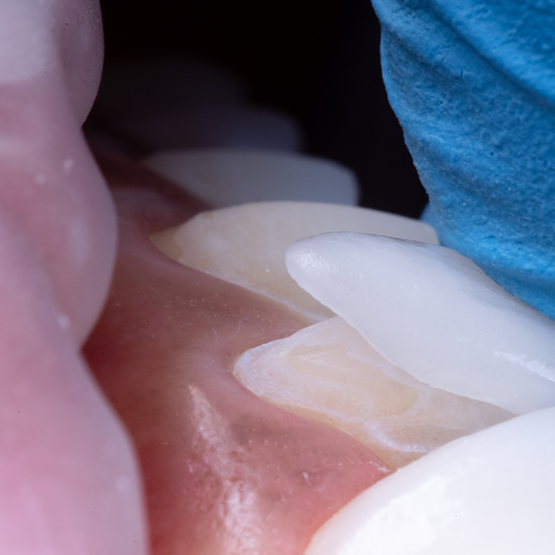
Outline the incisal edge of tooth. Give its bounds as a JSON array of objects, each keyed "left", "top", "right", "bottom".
[
  {"left": 285, "top": 233, "right": 555, "bottom": 414},
  {"left": 144, "top": 149, "right": 359, "bottom": 207},
  {"left": 233, "top": 316, "right": 513, "bottom": 469},
  {"left": 150, "top": 202, "right": 438, "bottom": 321},
  {"left": 304, "top": 407, "right": 555, "bottom": 555}
]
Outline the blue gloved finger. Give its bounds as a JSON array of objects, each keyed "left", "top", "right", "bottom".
[{"left": 373, "top": 0, "right": 555, "bottom": 319}]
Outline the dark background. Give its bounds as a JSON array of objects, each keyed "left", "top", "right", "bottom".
[{"left": 95, "top": 0, "right": 428, "bottom": 217}]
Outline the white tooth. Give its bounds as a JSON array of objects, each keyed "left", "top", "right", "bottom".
[
  {"left": 144, "top": 149, "right": 359, "bottom": 207},
  {"left": 233, "top": 316, "right": 513, "bottom": 469},
  {"left": 285, "top": 233, "right": 555, "bottom": 414},
  {"left": 150, "top": 202, "right": 437, "bottom": 321},
  {"left": 95, "top": 58, "right": 303, "bottom": 152},
  {"left": 305, "top": 407, "right": 555, "bottom": 555}
]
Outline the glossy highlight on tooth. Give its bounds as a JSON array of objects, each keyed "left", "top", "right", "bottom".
[
  {"left": 286, "top": 233, "right": 555, "bottom": 414},
  {"left": 305, "top": 408, "right": 555, "bottom": 555}
]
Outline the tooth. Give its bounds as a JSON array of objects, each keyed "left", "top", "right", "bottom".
[
  {"left": 305, "top": 407, "right": 555, "bottom": 555},
  {"left": 234, "top": 315, "right": 513, "bottom": 469},
  {"left": 151, "top": 201, "right": 437, "bottom": 321},
  {"left": 144, "top": 149, "right": 360, "bottom": 207},
  {"left": 286, "top": 233, "right": 555, "bottom": 414}
]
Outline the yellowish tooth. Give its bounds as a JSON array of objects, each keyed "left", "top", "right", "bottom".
[
  {"left": 151, "top": 202, "right": 437, "bottom": 321},
  {"left": 233, "top": 317, "right": 513, "bottom": 469}
]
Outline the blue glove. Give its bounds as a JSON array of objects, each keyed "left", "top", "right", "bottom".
[{"left": 372, "top": 0, "right": 555, "bottom": 319}]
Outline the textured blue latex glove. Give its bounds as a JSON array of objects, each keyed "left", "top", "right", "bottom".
[{"left": 372, "top": 0, "right": 555, "bottom": 319}]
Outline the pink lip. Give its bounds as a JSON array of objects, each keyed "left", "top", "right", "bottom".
[{"left": 0, "top": 2, "right": 147, "bottom": 553}]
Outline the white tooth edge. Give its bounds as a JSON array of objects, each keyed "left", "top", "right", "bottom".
[
  {"left": 150, "top": 202, "right": 438, "bottom": 323},
  {"left": 304, "top": 407, "right": 555, "bottom": 555},
  {"left": 144, "top": 149, "right": 359, "bottom": 207},
  {"left": 285, "top": 233, "right": 555, "bottom": 415}
]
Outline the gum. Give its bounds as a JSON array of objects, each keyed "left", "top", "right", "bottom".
[{"left": 84, "top": 174, "right": 390, "bottom": 555}]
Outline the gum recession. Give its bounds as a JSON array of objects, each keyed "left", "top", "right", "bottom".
[{"left": 84, "top": 151, "right": 391, "bottom": 555}]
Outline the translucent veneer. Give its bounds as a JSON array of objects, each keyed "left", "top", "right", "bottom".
[
  {"left": 287, "top": 233, "right": 555, "bottom": 414},
  {"left": 234, "top": 316, "right": 513, "bottom": 469}
]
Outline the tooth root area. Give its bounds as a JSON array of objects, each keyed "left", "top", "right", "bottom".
[
  {"left": 233, "top": 317, "right": 513, "bottom": 469},
  {"left": 150, "top": 201, "right": 437, "bottom": 322},
  {"left": 305, "top": 407, "right": 555, "bottom": 555},
  {"left": 285, "top": 233, "right": 555, "bottom": 414}
]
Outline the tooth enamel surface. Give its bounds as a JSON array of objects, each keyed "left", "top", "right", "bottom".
[
  {"left": 286, "top": 233, "right": 555, "bottom": 414},
  {"left": 233, "top": 316, "right": 513, "bottom": 469},
  {"left": 144, "top": 149, "right": 359, "bottom": 207},
  {"left": 305, "top": 407, "right": 555, "bottom": 555},
  {"left": 150, "top": 202, "right": 438, "bottom": 321}
]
